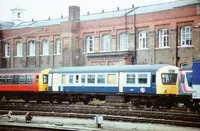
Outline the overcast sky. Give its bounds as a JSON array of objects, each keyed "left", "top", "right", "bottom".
[{"left": 0, "top": 0, "right": 177, "bottom": 21}]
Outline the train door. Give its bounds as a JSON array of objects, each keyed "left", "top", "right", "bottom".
[
  {"left": 119, "top": 72, "right": 124, "bottom": 93},
  {"left": 52, "top": 73, "right": 59, "bottom": 92}
]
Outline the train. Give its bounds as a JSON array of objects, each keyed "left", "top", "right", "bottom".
[{"left": 0, "top": 63, "right": 199, "bottom": 109}]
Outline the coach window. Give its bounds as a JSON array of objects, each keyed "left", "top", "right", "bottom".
[
  {"left": 97, "top": 74, "right": 105, "bottom": 84},
  {"left": 180, "top": 74, "right": 185, "bottom": 83},
  {"left": 27, "top": 75, "right": 34, "bottom": 84},
  {"left": 75, "top": 75, "right": 79, "bottom": 83},
  {"left": 0, "top": 76, "right": 5, "bottom": 84},
  {"left": 81, "top": 75, "right": 85, "bottom": 84},
  {"left": 43, "top": 75, "right": 48, "bottom": 84},
  {"left": 69, "top": 75, "right": 73, "bottom": 84},
  {"left": 19, "top": 75, "right": 26, "bottom": 84},
  {"left": 6, "top": 75, "right": 13, "bottom": 84},
  {"left": 152, "top": 75, "right": 156, "bottom": 83},
  {"left": 138, "top": 74, "right": 148, "bottom": 84},
  {"left": 87, "top": 74, "right": 95, "bottom": 84},
  {"left": 13, "top": 75, "right": 19, "bottom": 84},
  {"left": 107, "top": 74, "right": 116, "bottom": 84},
  {"left": 126, "top": 74, "right": 135, "bottom": 84}
]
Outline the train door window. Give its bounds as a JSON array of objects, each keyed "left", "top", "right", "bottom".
[
  {"left": 97, "top": 74, "right": 105, "bottom": 84},
  {"left": 107, "top": 74, "right": 116, "bottom": 84},
  {"left": 36, "top": 75, "right": 39, "bottom": 82},
  {"left": 189, "top": 73, "right": 192, "bottom": 87},
  {"left": 6, "top": 75, "right": 13, "bottom": 84},
  {"left": 75, "top": 75, "right": 79, "bottom": 84},
  {"left": 0, "top": 75, "right": 5, "bottom": 84},
  {"left": 19, "top": 75, "right": 26, "bottom": 84},
  {"left": 43, "top": 74, "right": 48, "bottom": 84},
  {"left": 69, "top": 75, "right": 73, "bottom": 84},
  {"left": 13, "top": 75, "right": 19, "bottom": 84},
  {"left": 138, "top": 74, "right": 148, "bottom": 84},
  {"left": 81, "top": 75, "right": 85, "bottom": 84},
  {"left": 126, "top": 74, "right": 135, "bottom": 84},
  {"left": 87, "top": 74, "right": 95, "bottom": 84},
  {"left": 152, "top": 75, "right": 156, "bottom": 83},
  {"left": 62, "top": 75, "right": 66, "bottom": 84},
  {"left": 26, "top": 75, "right": 34, "bottom": 84},
  {"left": 180, "top": 74, "right": 185, "bottom": 83}
]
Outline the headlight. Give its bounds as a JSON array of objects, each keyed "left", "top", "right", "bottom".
[{"left": 192, "top": 91, "right": 197, "bottom": 97}]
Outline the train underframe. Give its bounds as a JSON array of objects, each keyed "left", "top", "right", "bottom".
[{"left": 0, "top": 91, "right": 195, "bottom": 109}]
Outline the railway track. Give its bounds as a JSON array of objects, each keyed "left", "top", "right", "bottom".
[{"left": 0, "top": 101, "right": 200, "bottom": 128}]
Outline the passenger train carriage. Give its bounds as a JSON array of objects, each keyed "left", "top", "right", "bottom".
[
  {"left": 48, "top": 64, "right": 179, "bottom": 107},
  {"left": 0, "top": 68, "right": 51, "bottom": 102}
]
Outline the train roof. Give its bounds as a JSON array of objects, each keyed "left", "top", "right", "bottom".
[
  {"left": 0, "top": 68, "right": 48, "bottom": 73},
  {"left": 50, "top": 64, "right": 176, "bottom": 73},
  {"left": 193, "top": 57, "right": 200, "bottom": 62},
  {"left": 179, "top": 64, "right": 192, "bottom": 71}
]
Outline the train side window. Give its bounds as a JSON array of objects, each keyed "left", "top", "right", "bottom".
[
  {"left": 26, "top": 75, "right": 34, "bottom": 84},
  {"left": 107, "top": 74, "right": 116, "bottom": 84},
  {"left": 62, "top": 75, "right": 66, "bottom": 84},
  {"left": 189, "top": 73, "right": 192, "bottom": 87},
  {"left": 181, "top": 74, "right": 185, "bottom": 83},
  {"left": 152, "top": 75, "right": 156, "bottom": 83},
  {"left": 13, "top": 75, "right": 19, "bottom": 84},
  {"left": 0, "top": 75, "right": 5, "bottom": 84},
  {"left": 138, "top": 74, "right": 148, "bottom": 84},
  {"left": 69, "top": 75, "right": 73, "bottom": 84},
  {"left": 97, "top": 74, "right": 105, "bottom": 84},
  {"left": 75, "top": 75, "right": 79, "bottom": 83},
  {"left": 36, "top": 75, "right": 39, "bottom": 82},
  {"left": 43, "top": 75, "right": 48, "bottom": 84},
  {"left": 6, "top": 75, "right": 13, "bottom": 84},
  {"left": 81, "top": 75, "right": 85, "bottom": 84},
  {"left": 87, "top": 74, "right": 95, "bottom": 84},
  {"left": 19, "top": 75, "right": 27, "bottom": 84},
  {"left": 126, "top": 74, "right": 135, "bottom": 84}
]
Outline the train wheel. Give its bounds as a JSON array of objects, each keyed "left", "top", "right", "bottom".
[
  {"left": 57, "top": 100, "right": 62, "bottom": 104},
  {"left": 37, "top": 100, "right": 42, "bottom": 103},
  {"left": 49, "top": 100, "right": 54, "bottom": 104}
]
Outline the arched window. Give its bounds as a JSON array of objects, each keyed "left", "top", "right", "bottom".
[
  {"left": 16, "top": 42, "right": 23, "bottom": 57},
  {"left": 119, "top": 33, "right": 128, "bottom": 50},
  {"left": 85, "top": 36, "right": 94, "bottom": 52},
  {"left": 4, "top": 43, "right": 10, "bottom": 57},
  {"left": 28, "top": 41, "right": 35, "bottom": 56},
  {"left": 54, "top": 39, "right": 61, "bottom": 55},
  {"left": 181, "top": 26, "right": 192, "bottom": 46},
  {"left": 102, "top": 34, "right": 111, "bottom": 51},
  {"left": 41, "top": 40, "right": 49, "bottom": 55},
  {"left": 159, "top": 29, "right": 169, "bottom": 48},
  {"left": 139, "top": 31, "right": 148, "bottom": 49}
]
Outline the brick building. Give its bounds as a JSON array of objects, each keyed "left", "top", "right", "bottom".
[{"left": 0, "top": 0, "right": 200, "bottom": 68}]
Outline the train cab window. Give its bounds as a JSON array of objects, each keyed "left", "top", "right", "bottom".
[
  {"left": 81, "top": 75, "right": 85, "bottom": 84},
  {"left": 19, "top": 75, "right": 27, "bottom": 84},
  {"left": 161, "top": 73, "right": 177, "bottom": 85},
  {"left": 0, "top": 75, "right": 5, "bottom": 84},
  {"left": 87, "top": 74, "right": 95, "bottom": 84},
  {"left": 97, "top": 74, "right": 105, "bottom": 84},
  {"left": 107, "top": 74, "right": 116, "bottom": 84},
  {"left": 138, "top": 74, "right": 148, "bottom": 84},
  {"left": 43, "top": 75, "right": 48, "bottom": 84},
  {"left": 6, "top": 75, "right": 13, "bottom": 84},
  {"left": 13, "top": 75, "right": 19, "bottom": 84},
  {"left": 75, "top": 75, "right": 79, "bottom": 83},
  {"left": 69, "top": 75, "right": 73, "bottom": 84},
  {"left": 126, "top": 74, "right": 135, "bottom": 84},
  {"left": 26, "top": 75, "right": 34, "bottom": 84},
  {"left": 180, "top": 74, "right": 185, "bottom": 83}
]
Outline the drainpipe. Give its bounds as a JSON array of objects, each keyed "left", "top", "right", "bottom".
[{"left": 176, "top": 25, "right": 179, "bottom": 66}]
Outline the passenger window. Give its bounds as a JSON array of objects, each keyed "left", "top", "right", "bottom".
[
  {"left": 138, "top": 74, "right": 148, "bottom": 84},
  {"left": 152, "top": 75, "right": 156, "bottom": 83},
  {"left": 43, "top": 75, "right": 48, "bottom": 84},
  {"left": 81, "top": 75, "right": 85, "bottom": 84},
  {"left": 0, "top": 75, "right": 5, "bottom": 84},
  {"left": 69, "top": 75, "right": 73, "bottom": 84},
  {"left": 26, "top": 75, "right": 34, "bottom": 84},
  {"left": 107, "top": 74, "right": 116, "bottom": 84},
  {"left": 87, "top": 74, "right": 95, "bottom": 84},
  {"left": 6, "top": 75, "right": 13, "bottom": 84},
  {"left": 180, "top": 74, "right": 185, "bottom": 83},
  {"left": 126, "top": 74, "right": 135, "bottom": 84},
  {"left": 75, "top": 75, "right": 79, "bottom": 83},
  {"left": 97, "top": 74, "right": 105, "bottom": 84},
  {"left": 19, "top": 75, "right": 26, "bottom": 84},
  {"left": 36, "top": 75, "right": 39, "bottom": 83},
  {"left": 13, "top": 75, "right": 19, "bottom": 84}
]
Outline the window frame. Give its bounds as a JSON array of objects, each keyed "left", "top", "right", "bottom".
[
  {"left": 101, "top": 34, "right": 111, "bottom": 52},
  {"left": 54, "top": 39, "right": 61, "bottom": 55},
  {"left": 16, "top": 42, "right": 23, "bottom": 57},
  {"left": 138, "top": 31, "right": 148, "bottom": 49},
  {"left": 159, "top": 29, "right": 169, "bottom": 48},
  {"left": 181, "top": 26, "right": 192, "bottom": 46},
  {"left": 4, "top": 43, "right": 10, "bottom": 57},
  {"left": 28, "top": 41, "right": 36, "bottom": 56},
  {"left": 86, "top": 36, "right": 94, "bottom": 53},
  {"left": 42, "top": 40, "right": 49, "bottom": 55},
  {"left": 119, "top": 33, "right": 129, "bottom": 50}
]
